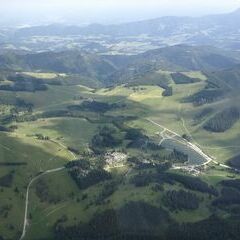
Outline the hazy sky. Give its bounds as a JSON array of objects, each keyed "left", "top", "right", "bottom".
[{"left": 1, "top": 0, "right": 240, "bottom": 25}]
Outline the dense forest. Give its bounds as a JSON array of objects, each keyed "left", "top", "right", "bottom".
[
  {"left": 68, "top": 100, "right": 125, "bottom": 113},
  {"left": 54, "top": 201, "right": 171, "bottom": 240},
  {"left": 204, "top": 107, "right": 240, "bottom": 132},
  {"left": 130, "top": 171, "right": 218, "bottom": 197},
  {"left": 171, "top": 73, "right": 200, "bottom": 84},
  {"left": 228, "top": 155, "right": 240, "bottom": 170},
  {"left": 0, "top": 74, "right": 47, "bottom": 92},
  {"left": 54, "top": 202, "right": 240, "bottom": 240},
  {"left": 0, "top": 171, "right": 14, "bottom": 188},
  {"left": 185, "top": 89, "right": 224, "bottom": 106},
  {"left": 66, "top": 160, "right": 112, "bottom": 189},
  {"left": 163, "top": 190, "right": 200, "bottom": 210}
]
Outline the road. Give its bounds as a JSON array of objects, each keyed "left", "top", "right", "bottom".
[
  {"left": 50, "top": 139, "right": 77, "bottom": 160},
  {"left": 180, "top": 117, "right": 240, "bottom": 151},
  {"left": 19, "top": 136, "right": 80, "bottom": 240},
  {"left": 19, "top": 167, "right": 65, "bottom": 240},
  {"left": 180, "top": 117, "right": 200, "bottom": 148},
  {"left": 148, "top": 118, "right": 240, "bottom": 173},
  {"left": 147, "top": 118, "right": 240, "bottom": 173},
  {"left": 18, "top": 117, "right": 239, "bottom": 240},
  {"left": 147, "top": 119, "right": 213, "bottom": 166}
]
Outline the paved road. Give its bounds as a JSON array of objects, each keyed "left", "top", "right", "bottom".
[
  {"left": 19, "top": 136, "right": 80, "bottom": 240},
  {"left": 50, "top": 140, "right": 77, "bottom": 160},
  {"left": 19, "top": 137, "right": 80, "bottom": 240},
  {"left": 180, "top": 118, "right": 240, "bottom": 151},
  {"left": 19, "top": 118, "right": 239, "bottom": 240},
  {"left": 147, "top": 119, "right": 213, "bottom": 165},
  {"left": 147, "top": 118, "right": 240, "bottom": 173},
  {"left": 19, "top": 167, "right": 65, "bottom": 240}
]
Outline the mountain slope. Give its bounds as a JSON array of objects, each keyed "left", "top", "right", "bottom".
[
  {"left": 0, "top": 45, "right": 239, "bottom": 85},
  {"left": 0, "top": 51, "right": 118, "bottom": 82},
  {"left": 105, "top": 45, "right": 240, "bottom": 85}
]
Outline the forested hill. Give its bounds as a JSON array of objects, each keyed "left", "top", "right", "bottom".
[
  {"left": 0, "top": 45, "right": 239, "bottom": 87},
  {"left": 206, "top": 65, "right": 240, "bottom": 90}
]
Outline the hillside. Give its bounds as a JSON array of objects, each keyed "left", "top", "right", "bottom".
[
  {"left": 1, "top": 37, "right": 240, "bottom": 240},
  {"left": 107, "top": 45, "right": 239, "bottom": 85},
  {"left": 0, "top": 45, "right": 239, "bottom": 87},
  {"left": 206, "top": 65, "right": 240, "bottom": 90},
  {"left": 1, "top": 67, "right": 240, "bottom": 239}
]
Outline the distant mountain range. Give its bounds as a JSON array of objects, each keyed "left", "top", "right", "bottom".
[{"left": 12, "top": 9, "right": 240, "bottom": 50}]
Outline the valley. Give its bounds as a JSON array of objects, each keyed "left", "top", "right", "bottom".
[
  {"left": 1, "top": 8, "right": 240, "bottom": 240},
  {"left": 1, "top": 61, "right": 240, "bottom": 239}
]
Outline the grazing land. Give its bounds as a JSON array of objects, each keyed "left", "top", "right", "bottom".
[{"left": 1, "top": 32, "right": 240, "bottom": 240}]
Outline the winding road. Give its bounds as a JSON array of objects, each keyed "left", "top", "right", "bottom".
[
  {"left": 147, "top": 119, "right": 213, "bottom": 165},
  {"left": 18, "top": 118, "right": 239, "bottom": 240},
  {"left": 19, "top": 167, "right": 65, "bottom": 240},
  {"left": 147, "top": 118, "right": 239, "bottom": 172},
  {"left": 50, "top": 139, "right": 77, "bottom": 160},
  {"left": 19, "top": 136, "right": 79, "bottom": 240}
]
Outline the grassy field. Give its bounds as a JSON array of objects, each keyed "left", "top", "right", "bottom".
[
  {"left": 95, "top": 81, "right": 240, "bottom": 164},
  {"left": 15, "top": 117, "right": 100, "bottom": 152},
  {"left": 1, "top": 70, "right": 240, "bottom": 239},
  {"left": 21, "top": 72, "right": 67, "bottom": 79},
  {"left": 0, "top": 132, "right": 71, "bottom": 239},
  {"left": 181, "top": 71, "right": 207, "bottom": 80}
]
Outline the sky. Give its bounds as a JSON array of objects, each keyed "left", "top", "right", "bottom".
[{"left": 0, "top": 0, "right": 240, "bottom": 25}]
